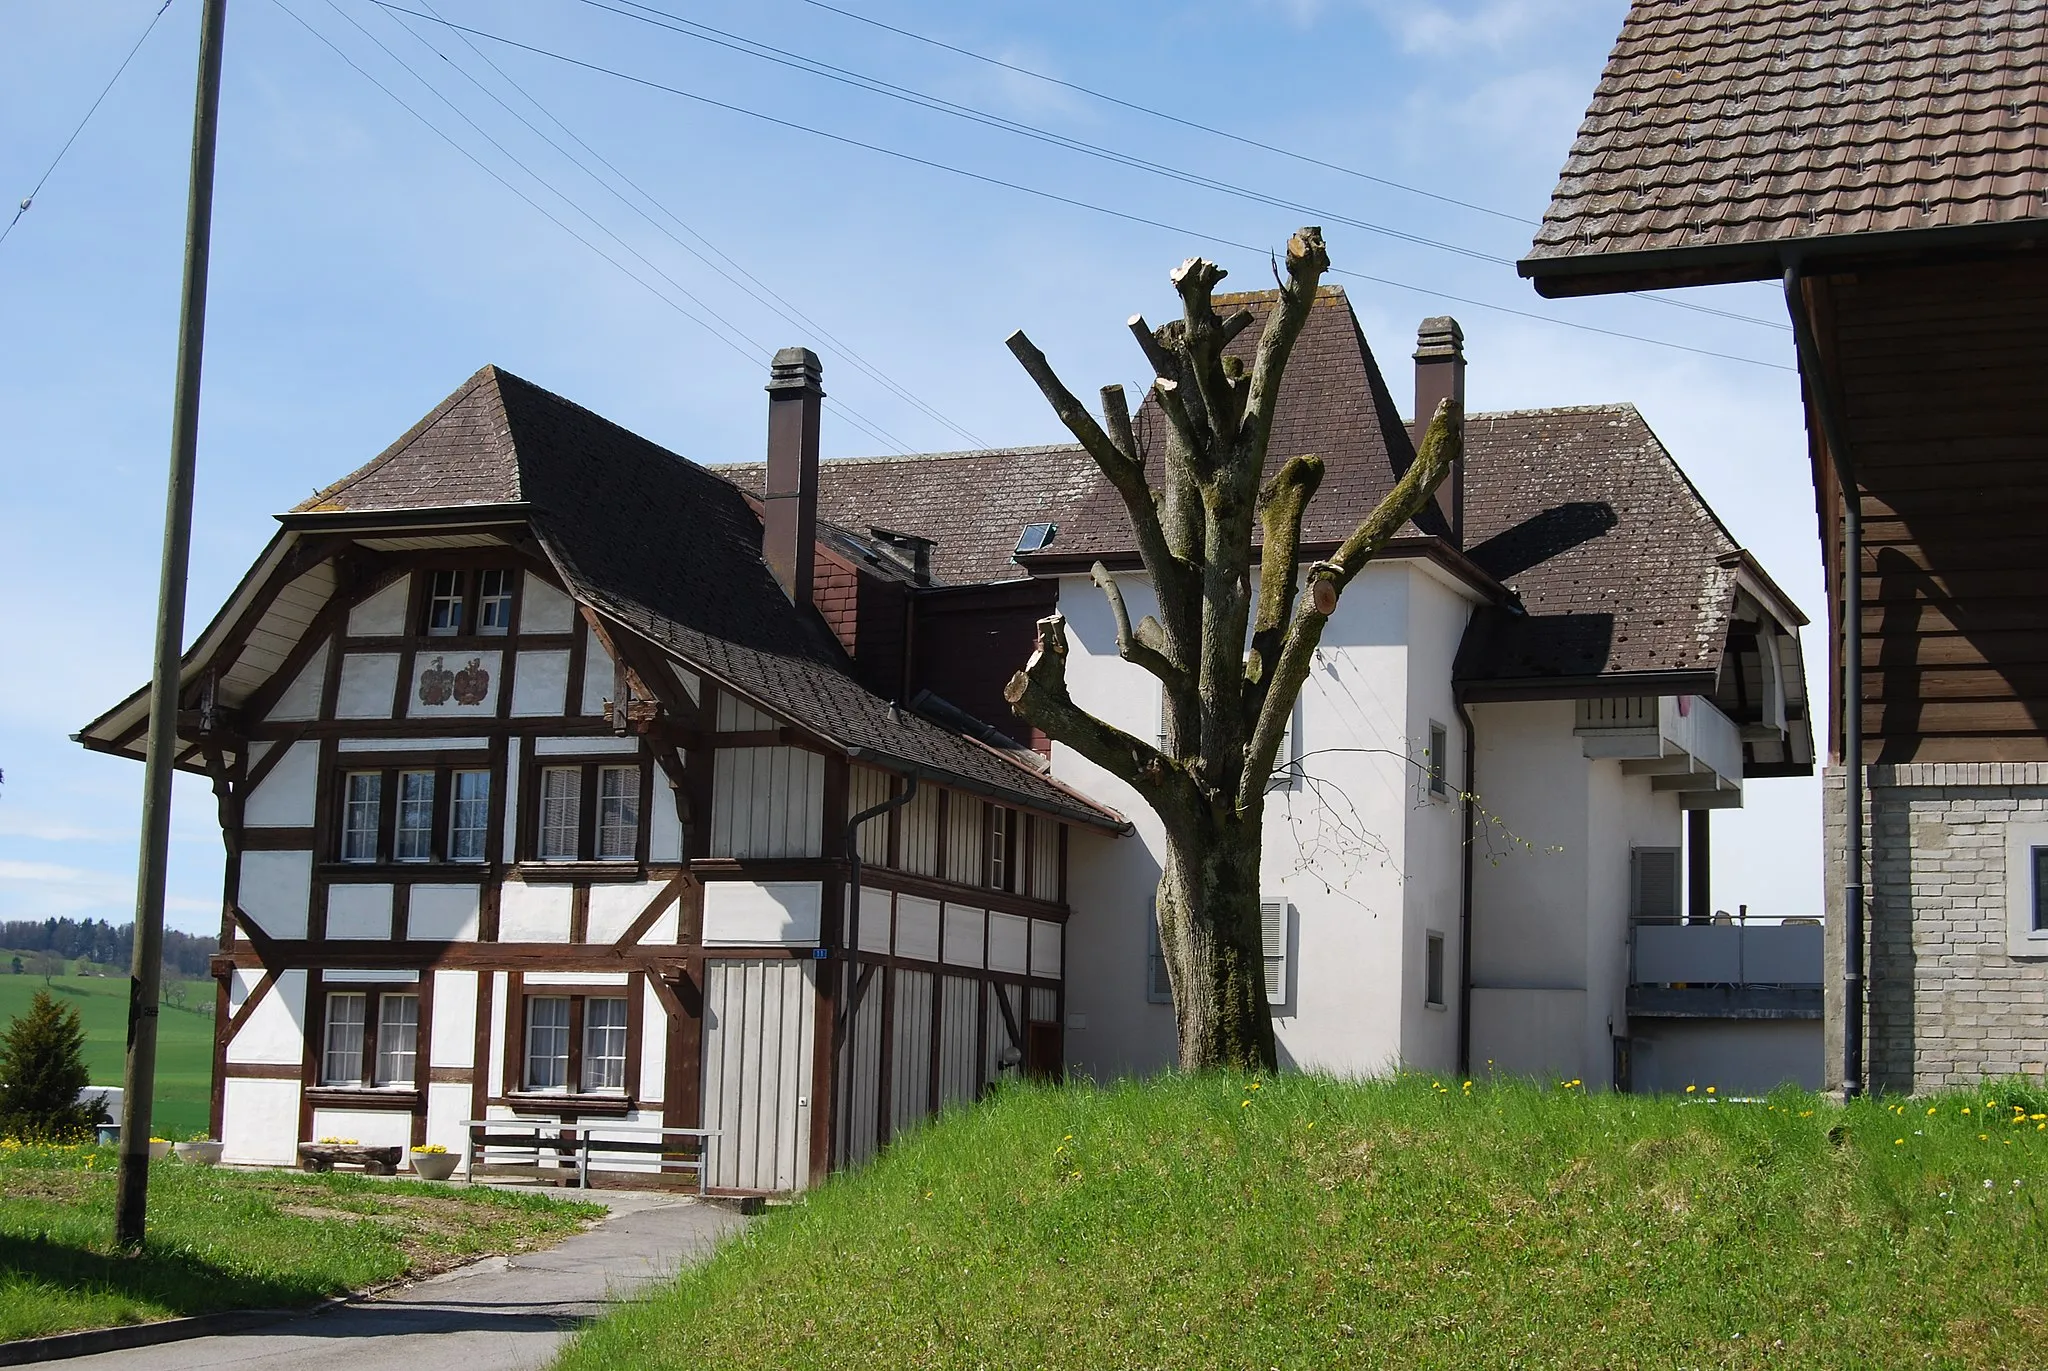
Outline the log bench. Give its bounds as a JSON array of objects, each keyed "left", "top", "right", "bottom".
[{"left": 297, "top": 1143, "right": 403, "bottom": 1175}]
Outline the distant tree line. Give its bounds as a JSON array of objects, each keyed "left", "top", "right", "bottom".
[{"left": 1, "top": 918, "right": 217, "bottom": 980}]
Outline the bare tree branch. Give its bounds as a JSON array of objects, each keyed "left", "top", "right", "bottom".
[
  {"left": 1099, "top": 384, "right": 1138, "bottom": 465},
  {"left": 1243, "top": 452, "right": 1325, "bottom": 726},
  {"left": 1242, "top": 227, "right": 1330, "bottom": 458},
  {"left": 1004, "top": 613, "right": 1191, "bottom": 814},
  {"left": 1126, "top": 313, "right": 1177, "bottom": 381},
  {"left": 1092, "top": 561, "right": 1184, "bottom": 689},
  {"left": 1239, "top": 399, "right": 1462, "bottom": 802}
]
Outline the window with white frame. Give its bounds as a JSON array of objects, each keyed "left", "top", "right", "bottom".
[
  {"left": 334, "top": 763, "right": 489, "bottom": 865},
  {"left": 525, "top": 997, "right": 572, "bottom": 1090},
  {"left": 340, "top": 773, "right": 382, "bottom": 863},
  {"left": 985, "top": 804, "right": 1013, "bottom": 891},
  {"left": 449, "top": 770, "right": 490, "bottom": 863},
  {"left": 394, "top": 770, "right": 435, "bottom": 862},
  {"left": 538, "top": 767, "right": 582, "bottom": 861},
  {"left": 374, "top": 994, "right": 419, "bottom": 1086},
  {"left": 425, "top": 569, "right": 465, "bottom": 636},
  {"left": 581, "top": 998, "right": 629, "bottom": 1091},
  {"left": 2036, "top": 846, "right": 2048, "bottom": 933},
  {"left": 322, "top": 992, "right": 367, "bottom": 1084},
  {"left": 596, "top": 766, "right": 639, "bottom": 861},
  {"left": 477, "top": 569, "right": 514, "bottom": 634}
]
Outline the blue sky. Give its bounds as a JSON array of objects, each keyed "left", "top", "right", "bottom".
[{"left": 0, "top": 0, "right": 1821, "bottom": 937}]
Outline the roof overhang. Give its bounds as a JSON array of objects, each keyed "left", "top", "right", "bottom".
[
  {"left": 1519, "top": 219, "right": 2048, "bottom": 299},
  {"left": 276, "top": 502, "right": 533, "bottom": 535},
  {"left": 1022, "top": 535, "right": 1513, "bottom": 606},
  {"left": 1457, "top": 668, "right": 1720, "bottom": 704}
]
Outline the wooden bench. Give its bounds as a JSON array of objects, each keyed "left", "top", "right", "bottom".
[
  {"left": 464, "top": 1120, "right": 718, "bottom": 1191},
  {"left": 297, "top": 1143, "right": 403, "bottom": 1175}
]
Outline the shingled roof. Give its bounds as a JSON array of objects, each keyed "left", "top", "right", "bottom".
[
  {"left": 1521, "top": 0, "right": 2048, "bottom": 293},
  {"left": 295, "top": 366, "right": 1121, "bottom": 827}
]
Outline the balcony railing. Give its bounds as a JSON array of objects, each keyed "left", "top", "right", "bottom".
[
  {"left": 1631, "top": 922, "right": 1823, "bottom": 988},
  {"left": 1574, "top": 695, "right": 1743, "bottom": 808}
]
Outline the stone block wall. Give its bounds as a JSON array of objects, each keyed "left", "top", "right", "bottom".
[{"left": 1823, "top": 763, "right": 2048, "bottom": 1094}]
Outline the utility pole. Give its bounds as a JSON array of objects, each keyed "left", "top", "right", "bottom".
[{"left": 117, "top": 0, "right": 229, "bottom": 1251}]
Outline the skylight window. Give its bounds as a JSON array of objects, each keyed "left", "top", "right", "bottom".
[{"left": 1014, "top": 522, "right": 1057, "bottom": 556}]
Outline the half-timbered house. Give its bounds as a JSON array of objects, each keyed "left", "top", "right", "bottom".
[{"left": 78, "top": 349, "right": 1122, "bottom": 1189}]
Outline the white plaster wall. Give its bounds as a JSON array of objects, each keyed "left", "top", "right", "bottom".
[
  {"left": 325, "top": 883, "right": 392, "bottom": 940},
  {"left": 701, "top": 879, "right": 822, "bottom": 945},
  {"left": 335, "top": 652, "right": 400, "bottom": 719},
  {"left": 1056, "top": 563, "right": 1460, "bottom": 1081},
  {"left": 1472, "top": 988, "right": 1588, "bottom": 1082},
  {"left": 222, "top": 1078, "right": 300, "bottom": 1166},
  {"left": 1398, "top": 568, "right": 1474, "bottom": 1075},
  {"left": 639, "top": 978, "right": 668, "bottom": 1103},
  {"left": 587, "top": 881, "right": 663, "bottom": 943},
  {"left": 347, "top": 577, "right": 410, "bottom": 636},
  {"left": 522, "top": 577, "right": 576, "bottom": 634},
  {"left": 244, "top": 740, "right": 319, "bottom": 827},
  {"left": 266, "top": 640, "right": 329, "bottom": 722},
  {"left": 424, "top": 1082, "right": 474, "bottom": 1167},
  {"left": 510, "top": 649, "right": 571, "bottom": 716},
  {"left": 239, "top": 850, "right": 312, "bottom": 940},
  {"left": 650, "top": 758, "right": 684, "bottom": 862},
  {"left": 499, "top": 882, "right": 573, "bottom": 941},
  {"left": 1030, "top": 920, "right": 1062, "bottom": 978},
  {"left": 854, "top": 887, "right": 891, "bottom": 953},
  {"left": 580, "top": 626, "right": 614, "bottom": 715},
  {"left": 226, "top": 968, "right": 306, "bottom": 1065},
  {"left": 988, "top": 912, "right": 1029, "bottom": 974},
  {"left": 409, "top": 884, "right": 481, "bottom": 942},
  {"left": 310, "top": 1108, "right": 411, "bottom": 1152},
  {"left": 943, "top": 904, "right": 985, "bottom": 968},
  {"left": 488, "top": 972, "right": 509, "bottom": 1096},
  {"left": 431, "top": 970, "right": 479, "bottom": 1068},
  {"left": 895, "top": 895, "right": 941, "bottom": 961},
  {"left": 1586, "top": 759, "right": 1683, "bottom": 1086},
  {"left": 502, "top": 748, "right": 522, "bottom": 858}
]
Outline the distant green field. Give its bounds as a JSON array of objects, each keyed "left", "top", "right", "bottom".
[{"left": 0, "top": 974, "right": 215, "bottom": 1139}]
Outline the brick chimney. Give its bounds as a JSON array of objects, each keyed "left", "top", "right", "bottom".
[
  {"left": 763, "top": 347, "right": 823, "bottom": 607},
  {"left": 1410, "top": 316, "right": 1465, "bottom": 548}
]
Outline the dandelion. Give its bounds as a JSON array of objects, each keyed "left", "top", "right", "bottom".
[
  {"left": 1980, "top": 1134, "right": 1990, "bottom": 1141},
  {"left": 1242, "top": 1100, "right": 1252, "bottom": 1109},
  {"left": 1686, "top": 1085, "right": 1697, "bottom": 1094},
  {"left": 1963, "top": 1107, "right": 1972, "bottom": 1115},
  {"left": 1706, "top": 1086, "right": 1716, "bottom": 1095},
  {"left": 1895, "top": 1138, "right": 1905, "bottom": 1145},
  {"left": 1928, "top": 1107, "right": 1938, "bottom": 1116}
]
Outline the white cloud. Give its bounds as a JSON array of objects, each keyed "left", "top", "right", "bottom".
[{"left": 1365, "top": 0, "right": 1596, "bottom": 56}]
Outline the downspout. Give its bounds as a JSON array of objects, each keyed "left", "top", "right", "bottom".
[
  {"left": 841, "top": 769, "right": 917, "bottom": 1031},
  {"left": 1784, "top": 262, "right": 1865, "bottom": 1099},
  {"left": 1455, "top": 697, "right": 1477, "bottom": 1078}
]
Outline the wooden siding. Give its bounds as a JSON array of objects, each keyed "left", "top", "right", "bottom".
[
  {"left": 937, "top": 976, "right": 980, "bottom": 1107},
  {"left": 889, "top": 969, "right": 934, "bottom": 1134},
  {"left": 836, "top": 965, "right": 884, "bottom": 1167},
  {"left": 710, "top": 747, "right": 825, "bottom": 857},
  {"left": 848, "top": 765, "right": 891, "bottom": 865},
  {"left": 1027, "top": 817, "right": 1060, "bottom": 902},
  {"left": 714, "top": 692, "right": 777, "bottom": 733},
  {"left": 945, "top": 796, "right": 984, "bottom": 886},
  {"left": 701, "top": 959, "right": 815, "bottom": 1192},
  {"left": 1814, "top": 254, "right": 2048, "bottom": 763},
  {"left": 900, "top": 782, "right": 941, "bottom": 876}
]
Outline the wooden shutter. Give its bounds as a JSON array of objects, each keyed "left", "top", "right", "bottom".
[
  {"left": 1631, "top": 847, "right": 1682, "bottom": 922},
  {"left": 1261, "top": 898, "right": 1290, "bottom": 1004}
]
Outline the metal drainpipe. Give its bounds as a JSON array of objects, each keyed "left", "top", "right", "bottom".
[
  {"left": 1455, "top": 697, "right": 1477, "bottom": 1078},
  {"left": 1783, "top": 262, "right": 1866, "bottom": 1099},
  {"left": 841, "top": 769, "right": 917, "bottom": 1029}
]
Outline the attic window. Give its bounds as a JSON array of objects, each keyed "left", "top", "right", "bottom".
[{"left": 1014, "top": 522, "right": 1057, "bottom": 556}]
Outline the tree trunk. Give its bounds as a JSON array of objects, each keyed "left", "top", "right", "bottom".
[{"left": 1157, "top": 806, "right": 1274, "bottom": 1071}]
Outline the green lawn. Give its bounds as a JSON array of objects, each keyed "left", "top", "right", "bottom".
[
  {"left": 0, "top": 973, "right": 215, "bottom": 1139},
  {"left": 0, "top": 1142, "right": 601, "bottom": 1342},
  {"left": 559, "top": 1073, "right": 2048, "bottom": 1371}
]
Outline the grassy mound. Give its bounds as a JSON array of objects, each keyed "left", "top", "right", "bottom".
[
  {"left": 559, "top": 1073, "right": 2048, "bottom": 1370},
  {"left": 0, "top": 974, "right": 214, "bottom": 1138}
]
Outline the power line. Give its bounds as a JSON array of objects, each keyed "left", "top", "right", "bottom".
[
  {"left": 372, "top": 5, "right": 1795, "bottom": 373},
  {"left": 788, "top": 0, "right": 1537, "bottom": 227},
  {"left": 2, "top": 0, "right": 176, "bottom": 250},
  {"left": 270, "top": 0, "right": 921, "bottom": 455},
  {"left": 391, "top": 0, "right": 988, "bottom": 448},
  {"left": 588, "top": 0, "right": 1783, "bottom": 336}
]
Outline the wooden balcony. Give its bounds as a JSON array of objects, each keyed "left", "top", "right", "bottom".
[{"left": 1573, "top": 695, "right": 1744, "bottom": 809}]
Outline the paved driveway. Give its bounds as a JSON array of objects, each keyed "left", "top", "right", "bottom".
[{"left": 66, "top": 1192, "right": 747, "bottom": 1371}]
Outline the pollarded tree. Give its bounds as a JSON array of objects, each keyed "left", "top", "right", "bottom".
[{"left": 1003, "top": 228, "right": 1459, "bottom": 1072}]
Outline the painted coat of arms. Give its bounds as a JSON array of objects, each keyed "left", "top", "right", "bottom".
[{"left": 419, "top": 656, "right": 491, "bottom": 707}]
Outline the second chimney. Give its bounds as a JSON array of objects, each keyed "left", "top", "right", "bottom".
[
  {"left": 1411, "top": 316, "right": 1465, "bottom": 548},
  {"left": 763, "top": 346, "right": 824, "bottom": 607}
]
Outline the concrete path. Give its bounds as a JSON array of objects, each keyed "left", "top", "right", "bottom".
[{"left": 65, "top": 1192, "right": 747, "bottom": 1371}]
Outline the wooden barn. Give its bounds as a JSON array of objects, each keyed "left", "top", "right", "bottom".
[{"left": 78, "top": 348, "right": 1121, "bottom": 1190}]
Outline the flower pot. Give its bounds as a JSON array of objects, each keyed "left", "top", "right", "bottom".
[
  {"left": 410, "top": 1150, "right": 460, "bottom": 1182},
  {"left": 147, "top": 1140, "right": 172, "bottom": 1161},
  {"left": 174, "top": 1141, "right": 224, "bottom": 1166}
]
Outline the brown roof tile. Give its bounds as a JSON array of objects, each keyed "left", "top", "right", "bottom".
[{"left": 1523, "top": 0, "right": 2048, "bottom": 277}]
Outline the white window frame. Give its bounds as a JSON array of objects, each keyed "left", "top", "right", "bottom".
[
  {"left": 448, "top": 769, "right": 490, "bottom": 863},
  {"left": 525, "top": 996, "right": 572, "bottom": 1091},
  {"left": 581, "top": 997, "right": 629, "bottom": 1092},
  {"left": 538, "top": 767, "right": 583, "bottom": 862},
  {"left": 477, "top": 568, "right": 514, "bottom": 635},
  {"left": 322, "top": 992, "right": 367, "bottom": 1085},
  {"left": 986, "top": 805, "right": 1011, "bottom": 891},
  {"left": 1426, "top": 721, "right": 1450, "bottom": 800},
  {"left": 425, "top": 569, "right": 464, "bottom": 636},
  {"left": 596, "top": 766, "right": 639, "bottom": 861},
  {"left": 2004, "top": 821, "right": 2048, "bottom": 956},
  {"left": 339, "top": 772, "right": 382, "bottom": 864},
  {"left": 393, "top": 770, "right": 436, "bottom": 863},
  {"left": 374, "top": 993, "right": 419, "bottom": 1086}
]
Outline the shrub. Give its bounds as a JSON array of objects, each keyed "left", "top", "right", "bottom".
[{"left": 0, "top": 990, "right": 109, "bottom": 1142}]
